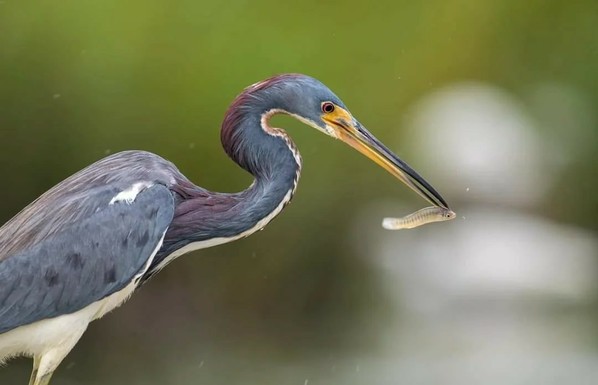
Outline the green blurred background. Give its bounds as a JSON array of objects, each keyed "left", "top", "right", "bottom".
[{"left": 1, "top": 1, "right": 598, "bottom": 384}]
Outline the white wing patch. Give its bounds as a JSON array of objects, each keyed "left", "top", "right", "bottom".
[{"left": 109, "top": 182, "right": 153, "bottom": 205}]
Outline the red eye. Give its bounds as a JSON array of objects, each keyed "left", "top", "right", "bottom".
[{"left": 322, "top": 102, "right": 335, "bottom": 113}]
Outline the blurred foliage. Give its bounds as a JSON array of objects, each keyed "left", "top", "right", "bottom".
[{"left": 1, "top": 0, "right": 598, "bottom": 384}]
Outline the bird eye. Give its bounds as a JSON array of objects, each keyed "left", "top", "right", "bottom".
[{"left": 322, "top": 102, "right": 335, "bottom": 113}]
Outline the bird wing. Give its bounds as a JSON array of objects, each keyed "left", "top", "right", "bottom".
[
  {"left": 0, "top": 184, "right": 174, "bottom": 333},
  {"left": 0, "top": 151, "right": 179, "bottom": 259}
]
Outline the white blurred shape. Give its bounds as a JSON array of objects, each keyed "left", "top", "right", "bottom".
[
  {"left": 404, "top": 83, "right": 547, "bottom": 207},
  {"left": 361, "top": 80, "right": 598, "bottom": 308},
  {"left": 359, "top": 204, "right": 598, "bottom": 315},
  {"left": 345, "top": 81, "right": 598, "bottom": 385}
]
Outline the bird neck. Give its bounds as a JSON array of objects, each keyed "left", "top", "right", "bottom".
[
  {"left": 222, "top": 109, "right": 302, "bottom": 182},
  {"left": 219, "top": 82, "right": 304, "bottom": 219},
  {"left": 223, "top": 109, "right": 302, "bottom": 220},
  {"left": 158, "top": 99, "right": 302, "bottom": 258}
]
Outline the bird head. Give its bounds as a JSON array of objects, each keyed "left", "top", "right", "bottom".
[{"left": 261, "top": 74, "right": 449, "bottom": 209}]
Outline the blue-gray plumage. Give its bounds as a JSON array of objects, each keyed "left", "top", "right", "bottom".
[
  {"left": 0, "top": 184, "right": 174, "bottom": 333},
  {"left": 0, "top": 73, "right": 449, "bottom": 385}
]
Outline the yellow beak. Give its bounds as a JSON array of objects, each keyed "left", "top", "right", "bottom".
[{"left": 323, "top": 110, "right": 449, "bottom": 209}]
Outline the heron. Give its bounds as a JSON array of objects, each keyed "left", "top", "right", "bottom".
[{"left": 0, "top": 73, "right": 449, "bottom": 385}]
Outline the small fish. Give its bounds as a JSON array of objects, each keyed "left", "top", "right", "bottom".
[{"left": 382, "top": 206, "right": 456, "bottom": 230}]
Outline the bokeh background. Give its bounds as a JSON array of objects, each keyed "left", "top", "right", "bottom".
[{"left": 1, "top": 1, "right": 598, "bottom": 384}]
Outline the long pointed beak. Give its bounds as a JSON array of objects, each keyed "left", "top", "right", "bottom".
[{"left": 326, "top": 116, "right": 449, "bottom": 209}]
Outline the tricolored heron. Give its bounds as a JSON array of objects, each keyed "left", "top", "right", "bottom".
[{"left": 0, "top": 73, "right": 449, "bottom": 385}]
